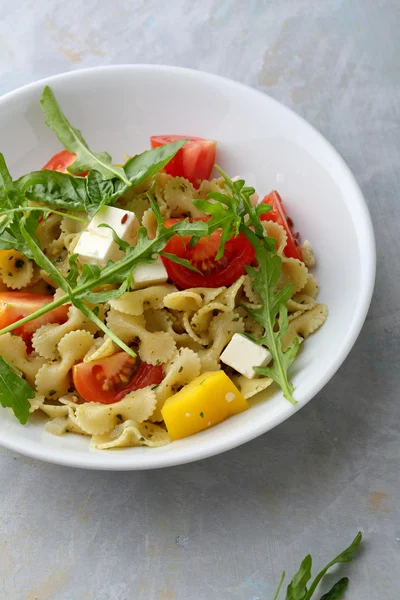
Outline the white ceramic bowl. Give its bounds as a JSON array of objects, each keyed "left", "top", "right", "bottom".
[{"left": 0, "top": 65, "right": 375, "bottom": 470}]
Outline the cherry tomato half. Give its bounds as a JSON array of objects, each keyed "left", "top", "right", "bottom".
[
  {"left": 161, "top": 218, "right": 255, "bottom": 289},
  {"left": 42, "top": 150, "right": 88, "bottom": 176},
  {"left": 150, "top": 135, "right": 216, "bottom": 187},
  {"left": 72, "top": 353, "right": 164, "bottom": 404},
  {"left": 0, "top": 292, "right": 69, "bottom": 347},
  {"left": 260, "top": 191, "right": 302, "bottom": 260}
]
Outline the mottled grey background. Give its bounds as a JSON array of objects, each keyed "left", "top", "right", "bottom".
[{"left": 0, "top": 1, "right": 399, "bottom": 599}]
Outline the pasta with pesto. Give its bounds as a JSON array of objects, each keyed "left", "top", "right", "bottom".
[{"left": 0, "top": 88, "right": 328, "bottom": 449}]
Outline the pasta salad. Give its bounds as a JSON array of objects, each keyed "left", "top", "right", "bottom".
[{"left": 0, "top": 87, "right": 327, "bottom": 450}]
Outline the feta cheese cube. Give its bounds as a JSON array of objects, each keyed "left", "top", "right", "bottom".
[
  {"left": 88, "top": 206, "right": 138, "bottom": 245},
  {"left": 75, "top": 231, "right": 123, "bottom": 267},
  {"left": 132, "top": 258, "right": 169, "bottom": 289},
  {"left": 220, "top": 333, "right": 272, "bottom": 379}
]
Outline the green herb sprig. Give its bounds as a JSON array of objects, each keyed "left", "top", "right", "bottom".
[
  {"left": 194, "top": 167, "right": 299, "bottom": 403},
  {"left": 274, "top": 531, "right": 362, "bottom": 600}
]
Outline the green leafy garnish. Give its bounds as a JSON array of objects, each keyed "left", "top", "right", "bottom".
[
  {"left": 0, "top": 356, "right": 34, "bottom": 424},
  {"left": 244, "top": 230, "right": 299, "bottom": 404},
  {"left": 0, "top": 201, "right": 208, "bottom": 344},
  {"left": 40, "top": 86, "right": 131, "bottom": 184},
  {"left": 273, "top": 531, "right": 362, "bottom": 600},
  {"left": 117, "top": 140, "right": 187, "bottom": 192},
  {"left": 319, "top": 578, "right": 348, "bottom": 600},
  {"left": 159, "top": 252, "right": 203, "bottom": 274},
  {"left": 273, "top": 572, "right": 286, "bottom": 600},
  {"left": 16, "top": 144, "right": 187, "bottom": 219},
  {"left": 195, "top": 167, "right": 298, "bottom": 403}
]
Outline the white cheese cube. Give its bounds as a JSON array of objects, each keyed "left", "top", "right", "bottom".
[
  {"left": 75, "top": 231, "right": 123, "bottom": 267},
  {"left": 88, "top": 206, "right": 138, "bottom": 245},
  {"left": 220, "top": 333, "right": 272, "bottom": 379},
  {"left": 131, "top": 258, "right": 169, "bottom": 289}
]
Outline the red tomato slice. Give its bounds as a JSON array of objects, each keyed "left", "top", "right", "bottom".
[
  {"left": 0, "top": 292, "right": 69, "bottom": 346},
  {"left": 260, "top": 191, "right": 302, "bottom": 260},
  {"left": 42, "top": 149, "right": 88, "bottom": 177},
  {"left": 150, "top": 135, "right": 216, "bottom": 187},
  {"left": 72, "top": 353, "right": 163, "bottom": 404},
  {"left": 162, "top": 218, "right": 255, "bottom": 289}
]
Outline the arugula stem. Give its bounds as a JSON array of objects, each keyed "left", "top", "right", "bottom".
[
  {"left": 2, "top": 207, "right": 86, "bottom": 222},
  {"left": 75, "top": 300, "right": 136, "bottom": 358},
  {"left": 272, "top": 571, "right": 285, "bottom": 600},
  {"left": 0, "top": 295, "right": 69, "bottom": 336}
]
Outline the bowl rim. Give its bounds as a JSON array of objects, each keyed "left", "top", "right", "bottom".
[{"left": 0, "top": 64, "right": 376, "bottom": 470}]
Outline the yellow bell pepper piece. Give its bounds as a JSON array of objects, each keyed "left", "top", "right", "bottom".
[{"left": 161, "top": 371, "right": 248, "bottom": 441}]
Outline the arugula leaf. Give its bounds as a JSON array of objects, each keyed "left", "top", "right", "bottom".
[
  {"left": 281, "top": 533, "right": 362, "bottom": 600},
  {"left": 215, "top": 166, "right": 268, "bottom": 240},
  {"left": 193, "top": 196, "right": 241, "bottom": 260},
  {"left": 286, "top": 555, "right": 312, "bottom": 600},
  {"left": 0, "top": 356, "right": 34, "bottom": 424},
  {"left": 40, "top": 86, "right": 130, "bottom": 185},
  {"left": 242, "top": 228, "right": 299, "bottom": 404},
  {"left": 160, "top": 252, "right": 203, "bottom": 274},
  {"left": 319, "top": 578, "right": 348, "bottom": 600},
  {"left": 302, "top": 532, "right": 362, "bottom": 600},
  {"left": 0, "top": 153, "right": 13, "bottom": 191}
]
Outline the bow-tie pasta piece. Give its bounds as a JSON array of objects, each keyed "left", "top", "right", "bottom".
[
  {"left": 91, "top": 420, "right": 170, "bottom": 449},
  {"left": 109, "top": 285, "right": 177, "bottom": 316},
  {"left": 0, "top": 250, "right": 35, "bottom": 289},
  {"left": 282, "top": 304, "right": 328, "bottom": 350},
  {"left": 198, "top": 311, "right": 244, "bottom": 373},
  {"left": 0, "top": 333, "right": 46, "bottom": 387},
  {"left": 106, "top": 308, "right": 176, "bottom": 365},
  {"left": 32, "top": 305, "right": 101, "bottom": 360},
  {"left": 70, "top": 387, "right": 157, "bottom": 435},
  {"left": 151, "top": 347, "right": 201, "bottom": 422},
  {"left": 163, "top": 177, "right": 206, "bottom": 218},
  {"left": 278, "top": 257, "right": 308, "bottom": 293},
  {"left": 35, "top": 330, "right": 95, "bottom": 399},
  {"left": 83, "top": 336, "right": 118, "bottom": 363},
  {"left": 231, "top": 374, "right": 273, "bottom": 400}
]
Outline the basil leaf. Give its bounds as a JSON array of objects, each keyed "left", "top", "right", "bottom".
[
  {"left": 0, "top": 356, "right": 33, "bottom": 424},
  {"left": 17, "top": 170, "right": 88, "bottom": 211},
  {"left": 319, "top": 578, "right": 349, "bottom": 600},
  {"left": 85, "top": 170, "right": 114, "bottom": 217},
  {"left": 40, "top": 86, "right": 130, "bottom": 185}
]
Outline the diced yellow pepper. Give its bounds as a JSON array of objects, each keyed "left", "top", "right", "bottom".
[{"left": 161, "top": 371, "right": 248, "bottom": 441}]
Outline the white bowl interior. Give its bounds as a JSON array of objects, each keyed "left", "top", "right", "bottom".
[{"left": 0, "top": 66, "right": 375, "bottom": 469}]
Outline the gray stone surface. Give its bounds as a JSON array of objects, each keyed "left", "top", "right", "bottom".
[{"left": 0, "top": 1, "right": 399, "bottom": 598}]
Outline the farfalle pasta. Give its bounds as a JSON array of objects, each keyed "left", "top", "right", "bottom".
[{"left": 0, "top": 87, "right": 328, "bottom": 449}]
